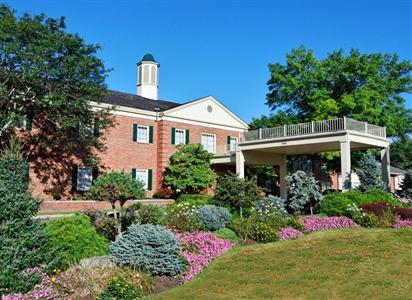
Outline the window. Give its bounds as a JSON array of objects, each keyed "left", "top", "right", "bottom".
[
  {"left": 137, "top": 125, "right": 149, "bottom": 143},
  {"left": 151, "top": 66, "right": 156, "bottom": 84},
  {"left": 77, "top": 167, "right": 93, "bottom": 191},
  {"left": 201, "top": 133, "right": 216, "bottom": 153},
  {"left": 175, "top": 129, "right": 185, "bottom": 145},
  {"left": 135, "top": 169, "right": 148, "bottom": 189},
  {"left": 143, "top": 65, "right": 149, "bottom": 83},
  {"left": 229, "top": 137, "right": 238, "bottom": 151}
]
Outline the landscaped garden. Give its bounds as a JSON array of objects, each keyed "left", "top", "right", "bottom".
[{"left": 2, "top": 140, "right": 412, "bottom": 299}]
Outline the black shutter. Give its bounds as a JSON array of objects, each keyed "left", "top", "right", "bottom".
[
  {"left": 132, "top": 168, "right": 137, "bottom": 179},
  {"left": 133, "top": 124, "right": 138, "bottom": 142},
  {"left": 171, "top": 127, "right": 176, "bottom": 145},
  {"left": 148, "top": 169, "right": 153, "bottom": 191},
  {"left": 92, "top": 166, "right": 99, "bottom": 180},
  {"left": 185, "top": 129, "right": 190, "bottom": 144},
  {"left": 227, "top": 135, "right": 231, "bottom": 145},
  {"left": 72, "top": 164, "right": 78, "bottom": 191},
  {"left": 93, "top": 119, "right": 100, "bottom": 137},
  {"left": 25, "top": 116, "right": 33, "bottom": 131},
  {"left": 149, "top": 126, "right": 154, "bottom": 143}
]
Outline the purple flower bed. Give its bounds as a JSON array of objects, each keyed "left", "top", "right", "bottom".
[
  {"left": 2, "top": 268, "right": 65, "bottom": 300},
  {"left": 393, "top": 216, "right": 412, "bottom": 228},
  {"left": 300, "top": 216, "right": 359, "bottom": 232},
  {"left": 175, "top": 231, "right": 233, "bottom": 283},
  {"left": 278, "top": 227, "right": 304, "bottom": 240}
]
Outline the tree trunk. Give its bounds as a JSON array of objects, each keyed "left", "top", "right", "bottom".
[
  {"left": 310, "top": 205, "right": 314, "bottom": 215},
  {"left": 112, "top": 202, "right": 122, "bottom": 237}
]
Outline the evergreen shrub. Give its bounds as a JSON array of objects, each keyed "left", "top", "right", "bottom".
[
  {"left": 196, "top": 205, "right": 232, "bottom": 231},
  {"left": 109, "top": 224, "right": 183, "bottom": 276},
  {"left": 44, "top": 215, "right": 109, "bottom": 269}
]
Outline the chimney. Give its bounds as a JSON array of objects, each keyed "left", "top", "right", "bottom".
[{"left": 137, "top": 53, "right": 159, "bottom": 100}]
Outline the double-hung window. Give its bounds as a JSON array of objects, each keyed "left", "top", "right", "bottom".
[
  {"left": 175, "top": 129, "right": 185, "bottom": 145},
  {"left": 229, "top": 136, "right": 238, "bottom": 152},
  {"left": 77, "top": 167, "right": 93, "bottom": 191},
  {"left": 137, "top": 125, "right": 149, "bottom": 143},
  {"left": 201, "top": 133, "right": 216, "bottom": 153},
  {"left": 135, "top": 169, "right": 148, "bottom": 189}
]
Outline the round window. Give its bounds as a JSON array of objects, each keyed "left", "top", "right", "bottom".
[{"left": 207, "top": 105, "right": 213, "bottom": 113}]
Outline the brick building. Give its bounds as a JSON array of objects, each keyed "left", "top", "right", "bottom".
[{"left": 30, "top": 54, "right": 248, "bottom": 199}]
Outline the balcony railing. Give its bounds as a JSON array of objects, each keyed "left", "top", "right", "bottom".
[
  {"left": 215, "top": 144, "right": 238, "bottom": 156},
  {"left": 243, "top": 117, "right": 386, "bottom": 142}
]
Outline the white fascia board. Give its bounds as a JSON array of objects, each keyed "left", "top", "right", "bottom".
[
  {"left": 164, "top": 96, "right": 249, "bottom": 129},
  {"left": 161, "top": 115, "right": 246, "bottom": 132},
  {"left": 90, "top": 101, "right": 157, "bottom": 121}
]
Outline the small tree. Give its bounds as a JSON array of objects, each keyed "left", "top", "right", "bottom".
[
  {"left": 398, "top": 170, "right": 412, "bottom": 199},
  {"left": 285, "top": 170, "right": 322, "bottom": 215},
  {"left": 87, "top": 171, "right": 145, "bottom": 235},
  {"left": 356, "top": 152, "right": 382, "bottom": 191},
  {"left": 0, "top": 138, "right": 51, "bottom": 295},
  {"left": 164, "top": 144, "right": 216, "bottom": 194},
  {"left": 213, "top": 172, "right": 260, "bottom": 218}
]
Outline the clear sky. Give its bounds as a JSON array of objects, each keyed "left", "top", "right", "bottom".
[{"left": 5, "top": 0, "right": 412, "bottom": 123}]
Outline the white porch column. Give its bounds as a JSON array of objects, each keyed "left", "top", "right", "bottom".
[
  {"left": 340, "top": 140, "right": 351, "bottom": 191},
  {"left": 279, "top": 154, "right": 287, "bottom": 200},
  {"left": 381, "top": 146, "right": 391, "bottom": 191},
  {"left": 236, "top": 149, "right": 245, "bottom": 179}
]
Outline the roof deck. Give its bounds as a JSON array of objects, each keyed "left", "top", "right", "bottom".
[{"left": 243, "top": 117, "right": 386, "bottom": 143}]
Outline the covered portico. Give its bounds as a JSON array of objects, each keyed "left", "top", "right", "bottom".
[{"left": 213, "top": 117, "right": 390, "bottom": 200}]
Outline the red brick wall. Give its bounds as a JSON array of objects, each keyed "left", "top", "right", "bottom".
[{"left": 29, "top": 113, "right": 242, "bottom": 200}]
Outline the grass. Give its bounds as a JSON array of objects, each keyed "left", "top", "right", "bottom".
[{"left": 152, "top": 228, "right": 412, "bottom": 300}]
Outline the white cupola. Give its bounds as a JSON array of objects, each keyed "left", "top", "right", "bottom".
[{"left": 137, "top": 54, "right": 159, "bottom": 100}]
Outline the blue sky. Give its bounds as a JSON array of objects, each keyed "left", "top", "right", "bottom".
[{"left": 6, "top": 0, "right": 412, "bottom": 123}]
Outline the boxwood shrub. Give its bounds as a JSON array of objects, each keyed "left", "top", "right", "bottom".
[
  {"left": 109, "top": 224, "right": 183, "bottom": 276},
  {"left": 44, "top": 215, "right": 109, "bottom": 269},
  {"left": 196, "top": 205, "right": 232, "bottom": 231}
]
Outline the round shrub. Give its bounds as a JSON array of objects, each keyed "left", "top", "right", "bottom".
[
  {"left": 320, "top": 192, "right": 354, "bottom": 216},
  {"left": 196, "top": 205, "right": 232, "bottom": 231},
  {"left": 44, "top": 215, "right": 109, "bottom": 269},
  {"left": 285, "top": 217, "right": 305, "bottom": 232},
  {"left": 214, "top": 228, "right": 239, "bottom": 242},
  {"left": 250, "top": 222, "right": 279, "bottom": 243},
  {"left": 109, "top": 224, "right": 183, "bottom": 276}
]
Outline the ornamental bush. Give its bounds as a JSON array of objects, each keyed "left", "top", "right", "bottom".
[
  {"left": 253, "top": 195, "right": 287, "bottom": 215},
  {"left": 249, "top": 222, "right": 279, "bottom": 243},
  {"left": 278, "top": 227, "right": 304, "bottom": 241},
  {"left": 356, "top": 152, "right": 382, "bottom": 191},
  {"left": 44, "top": 215, "right": 109, "bottom": 269},
  {"left": 109, "top": 224, "right": 183, "bottom": 276},
  {"left": 285, "top": 171, "right": 322, "bottom": 214},
  {"left": 95, "top": 216, "right": 118, "bottom": 241},
  {"left": 165, "top": 202, "right": 204, "bottom": 232},
  {"left": 177, "top": 194, "right": 213, "bottom": 206},
  {"left": 214, "top": 228, "right": 239, "bottom": 243},
  {"left": 299, "top": 216, "right": 359, "bottom": 232},
  {"left": 136, "top": 205, "right": 165, "bottom": 225},
  {"left": 100, "top": 275, "right": 143, "bottom": 300},
  {"left": 196, "top": 205, "right": 232, "bottom": 231}
]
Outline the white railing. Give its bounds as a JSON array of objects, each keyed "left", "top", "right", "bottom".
[{"left": 243, "top": 117, "right": 386, "bottom": 142}]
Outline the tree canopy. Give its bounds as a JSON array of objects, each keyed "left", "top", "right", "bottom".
[
  {"left": 263, "top": 46, "right": 412, "bottom": 139},
  {"left": 164, "top": 144, "right": 216, "bottom": 194},
  {"left": 0, "top": 5, "right": 113, "bottom": 194}
]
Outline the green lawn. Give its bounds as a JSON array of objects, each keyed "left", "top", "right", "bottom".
[{"left": 152, "top": 228, "right": 412, "bottom": 300}]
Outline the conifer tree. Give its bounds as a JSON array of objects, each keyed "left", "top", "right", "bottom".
[{"left": 356, "top": 152, "right": 382, "bottom": 191}]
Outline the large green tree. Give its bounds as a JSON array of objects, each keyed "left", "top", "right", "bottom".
[
  {"left": 0, "top": 5, "right": 113, "bottom": 194},
  {"left": 390, "top": 137, "right": 412, "bottom": 170},
  {"left": 264, "top": 46, "right": 412, "bottom": 139},
  {"left": 164, "top": 144, "right": 216, "bottom": 194}
]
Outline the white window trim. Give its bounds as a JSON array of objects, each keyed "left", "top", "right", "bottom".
[
  {"left": 175, "top": 128, "right": 186, "bottom": 145},
  {"left": 201, "top": 133, "right": 216, "bottom": 154},
  {"left": 135, "top": 169, "right": 148, "bottom": 189},
  {"left": 137, "top": 125, "right": 149, "bottom": 143}
]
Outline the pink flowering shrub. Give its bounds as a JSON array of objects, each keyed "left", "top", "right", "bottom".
[
  {"left": 278, "top": 227, "right": 304, "bottom": 240},
  {"left": 2, "top": 268, "right": 67, "bottom": 300},
  {"left": 393, "top": 216, "right": 412, "bottom": 228},
  {"left": 300, "top": 216, "right": 359, "bottom": 232},
  {"left": 175, "top": 231, "right": 233, "bottom": 283}
]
